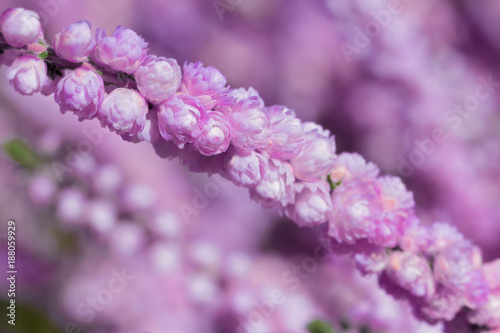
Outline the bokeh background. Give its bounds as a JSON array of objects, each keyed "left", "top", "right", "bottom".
[{"left": 1, "top": 0, "right": 500, "bottom": 332}]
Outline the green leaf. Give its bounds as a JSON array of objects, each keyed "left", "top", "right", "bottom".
[
  {"left": 0, "top": 299, "right": 62, "bottom": 333},
  {"left": 38, "top": 51, "right": 49, "bottom": 59},
  {"left": 3, "top": 139, "right": 40, "bottom": 170},
  {"left": 96, "top": 70, "right": 104, "bottom": 76},
  {"left": 307, "top": 319, "right": 334, "bottom": 333}
]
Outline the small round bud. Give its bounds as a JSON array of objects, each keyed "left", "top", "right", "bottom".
[
  {"left": 53, "top": 20, "right": 96, "bottom": 63},
  {"left": 135, "top": 56, "right": 181, "bottom": 104},
  {"left": 92, "top": 26, "right": 148, "bottom": 74},
  {"left": 55, "top": 66, "right": 104, "bottom": 120},
  {"left": 0, "top": 8, "right": 42, "bottom": 47},
  {"left": 6, "top": 54, "right": 48, "bottom": 95},
  {"left": 194, "top": 111, "right": 232, "bottom": 156},
  {"left": 98, "top": 88, "right": 148, "bottom": 136}
]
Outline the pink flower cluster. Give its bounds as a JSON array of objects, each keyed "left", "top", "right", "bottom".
[{"left": 1, "top": 7, "right": 500, "bottom": 330}]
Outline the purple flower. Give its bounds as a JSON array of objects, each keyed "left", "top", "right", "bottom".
[
  {"left": 56, "top": 188, "right": 86, "bottom": 224},
  {"left": 229, "top": 87, "right": 264, "bottom": 106},
  {"left": 225, "top": 150, "right": 268, "bottom": 188},
  {"left": 329, "top": 152, "right": 380, "bottom": 183},
  {"left": 483, "top": 259, "right": 500, "bottom": 292},
  {"left": 469, "top": 261, "right": 500, "bottom": 328},
  {"left": 98, "top": 88, "right": 148, "bottom": 136},
  {"left": 398, "top": 225, "right": 429, "bottom": 253},
  {"left": 54, "top": 66, "right": 104, "bottom": 120},
  {"left": 92, "top": 26, "right": 148, "bottom": 74},
  {"left": 328, "top": 176, "right": 416, "bottom": 247},
  {"left": 157, "top": 94, "right": 205, "bottom": 148},
  {"left": 181, "top": 61, "right": 230, "bottom": 109},
  {"left": 53, "top": 20, "right": 96, "bottom": 63},
  {"left": 92, "top": 164, "right": 122, "bottom": 195},
  {"left": 420, "top": 288, "right": 465, "bottom": 321},
  {"left": 386, "top": 251, "right": 435, "bottom": 299},
  {"left": 433, "top": 241, "right": 488, "bottom": 308},
  {"left": 135, "top": 55, "right": 182, "bottom": 104},
  {"left": 85, "top": 199, "right": 117, "bottom": 234},
  {"left": 6, "top": 54, "right": 48, "bottom": 95},
  {"left": 121, "top": 184, "right": 156, "bottom": 212},
  {"left": 0, "top": 8, "right": 42, "bottom": 47},
  {"left": 228, "top": 97, "right": 271, "bottom": 154},
  {"left": 28, "top": 175, "right": 56, "bottom": 207},
  {"left": 285, "top": 181, "right": 332, "bottom": 227},
  {"left": 290, "top": 123, "right": 337, "bottom": 181},
  {"left": 124, "top": 109, "right": 160, "bottom": 143},
  {"left": 424, "top": 222, "right": 465, "bottom": 255},
  {"left": 468, "top": 289, "right": 500, "bottom": 329},
  {"left": 349, "top": 241, "right": 388, "bottom": 275},
  {"left": 264, "top": 105, "right": 305, "bottom": 160},
  {"left": 251, "top": 158, "right": 295, "bottom": 208},
  {"left": 193, "top": 111, "right": 232, "bottom": 156}
]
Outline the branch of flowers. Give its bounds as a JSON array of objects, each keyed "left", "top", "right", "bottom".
[{"left": 1, "top": 7, "right": 499, "bottom": 331}]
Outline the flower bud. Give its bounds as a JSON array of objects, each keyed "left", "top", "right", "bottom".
[
  {"left": 135, "top": 56, "right": 181, "bottom": 104},
  {"left": 386, "top": 251, "right": 435, "bottom": 299},
  {"left": 6, "top": 54, "right": 48, "bottom": 95},
  {"left": 251, "top": 158, "right": 294, "bottom": 208},
  {"left": 194, "top": 111, "right": 232, "bottom": 156},
  {"left": 290, "top": 123, "right": 336, "bottom": 181},
  {"left": 157, "top": 94, "right": 205, "bottom": 148},
  {"left": 0, "top": 8, "right": 42, "bottom": 47},
  {"left": 181, "top": 61, "right": 229, "bottom": 108},
  {"left": 98, "top": 88, "right": 148, "bottom": 135},
  {"left": 285, "top": 181, "right": 332, "bottom": 227},
  {"left": 229, "top": 97, "right": 271, "bottom": 154},
  {"left": 225, "top": 151, "right": 268, "bottom": 188},
  {"left": 53, "top": 20, "right": 96, "bottom": 63},
  {"left": 265, "top": 105, "right": 305, "bottom": 160},
  {"left": 92, "top": 26, "right": 148, "bottom": 73},
  {"left": 55, "top": 66, "right": 104, "bottom": 120}
]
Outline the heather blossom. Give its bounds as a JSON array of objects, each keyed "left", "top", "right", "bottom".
[
  {"left": 0, "top": 8, "right": 42, "bottom": 47},
  {"left": 54, "top": 66, "right": 104, "bottom": 120},
  {"left": 6, "top": 54, "right": 48, "bottom": 95},
  {"left": 53, "top": 21, "right": 96, "bottom": 63},
  {"left": 98, "top": 88, "right": 148, "bottom": 135},
  {"left": 92, "top": 26, "right": 148, "bottom": 73}
]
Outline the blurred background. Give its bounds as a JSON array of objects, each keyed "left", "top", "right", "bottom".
[{"left": 0, "top": 0, "right": 499, "bottom": 332}]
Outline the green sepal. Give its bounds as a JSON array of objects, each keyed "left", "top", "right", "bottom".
[
  {"left": 327, "top": 174, "right": 342, "bottom": 191},
  {"left": 38, "top": 51, "right": 49, "bottom": 59}
]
